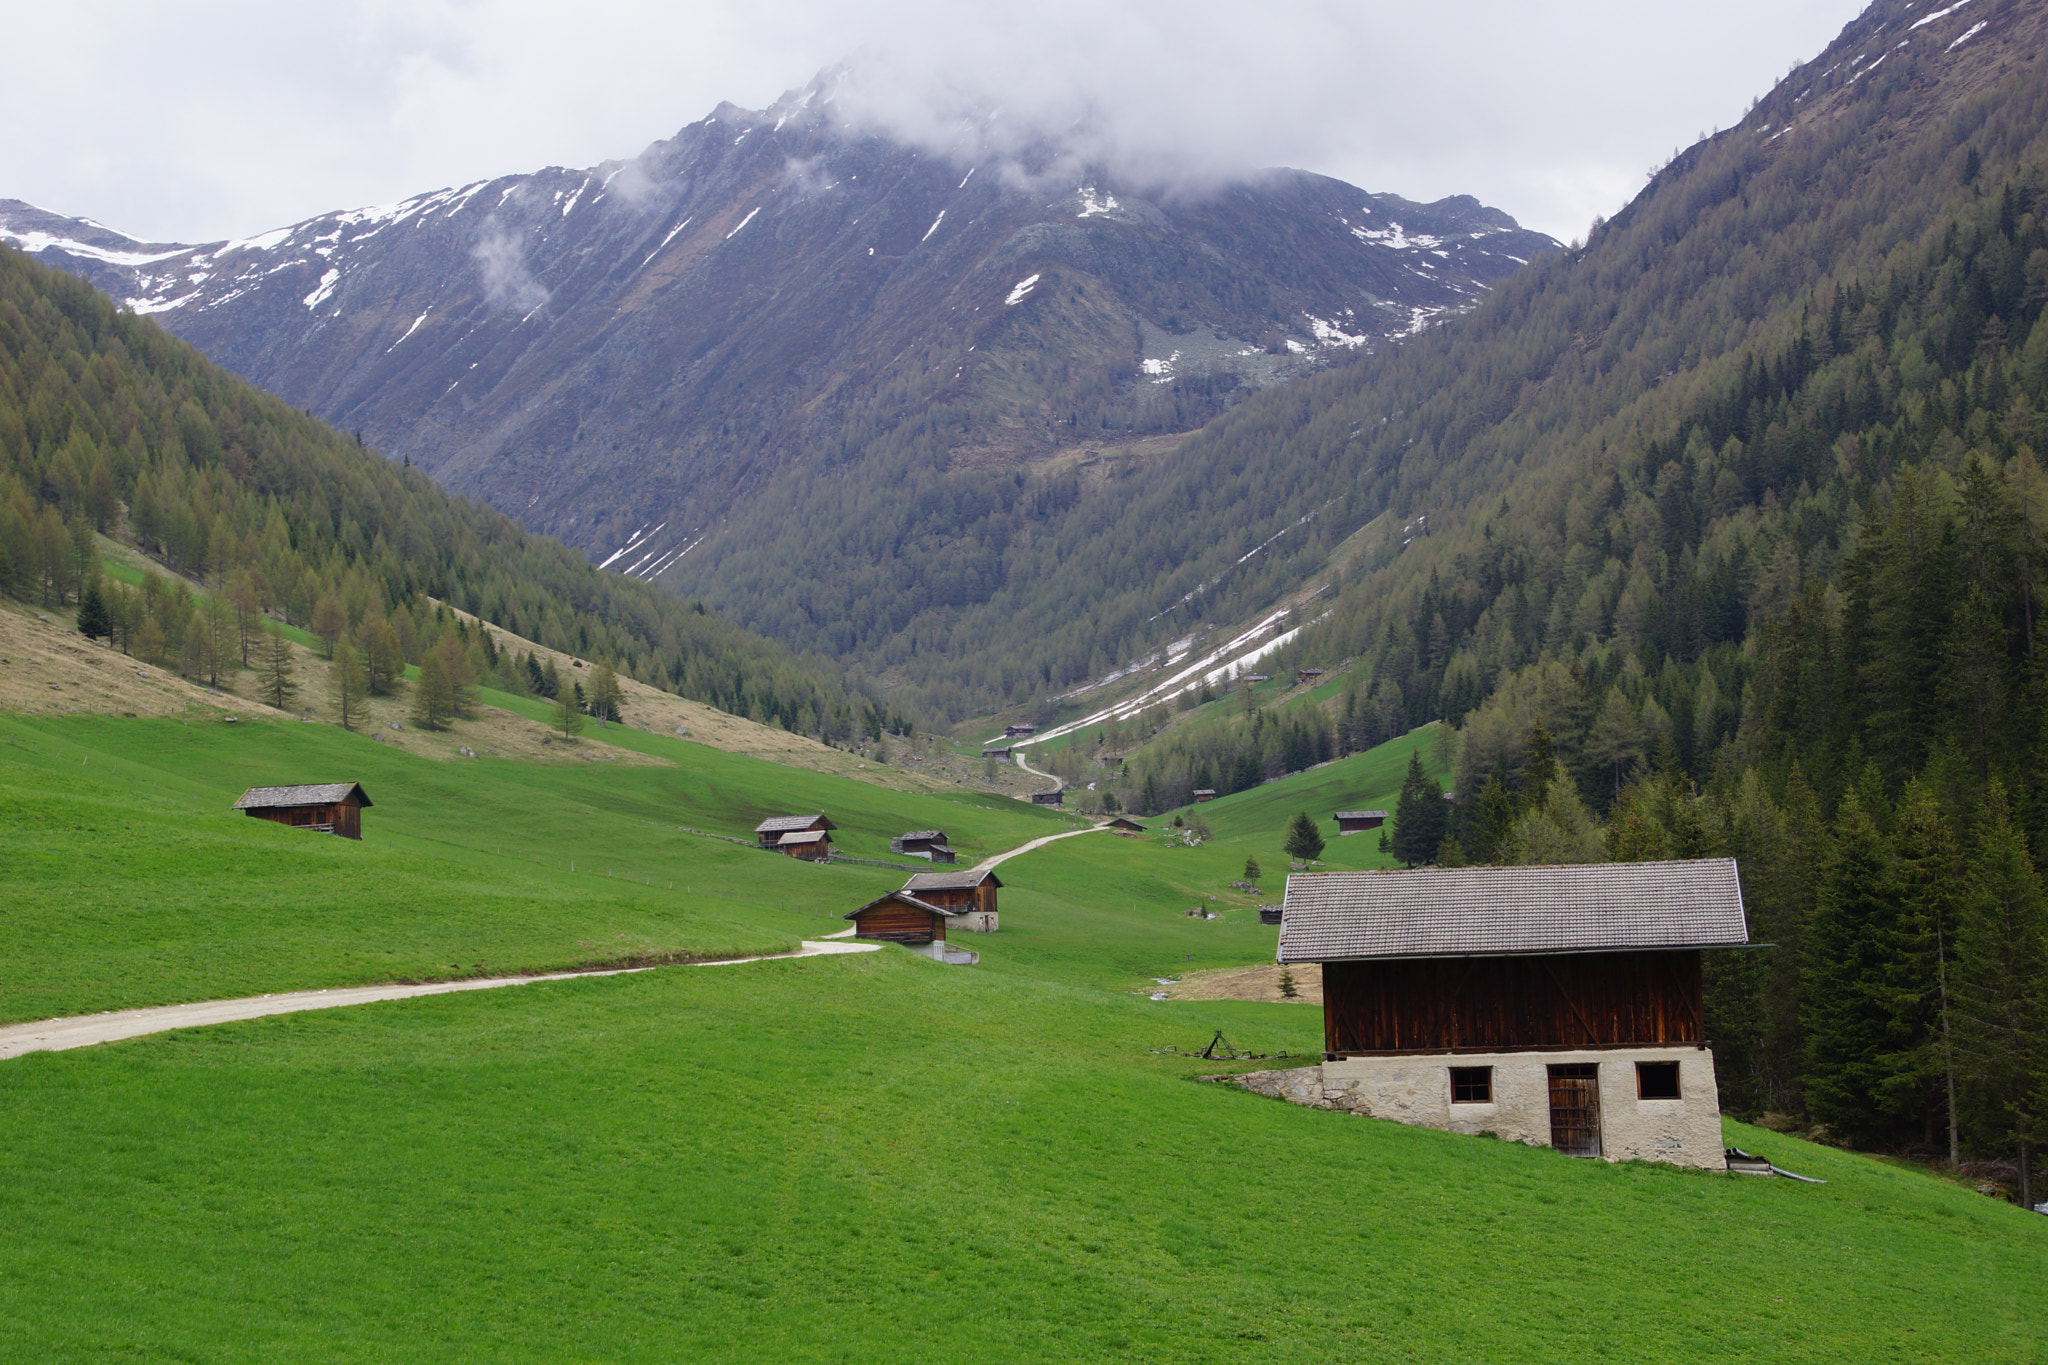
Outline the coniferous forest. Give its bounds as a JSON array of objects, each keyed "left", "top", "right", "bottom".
[{"left": 0, "top": 247, "right": 909, "bottom": 740}]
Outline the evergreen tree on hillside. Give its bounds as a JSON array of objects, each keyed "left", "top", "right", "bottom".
[
  {"left": 331, "top": 641, "right": 368, "bottom": 731},
  {"left": 1389, "top": 751, "right": 1446, "bottom": 867},
  {"left": 1802, "top": 790, "right": 1900, "bottom": 1147},
  {"left": 1889, "top": 780, "right": 1963, "bottom": 1161},
  {"left": 588, "top": 662, "right": 624, "bottom": 727},
  {"left": 1955, "top": 783, "right": 2048, "bottom": 1162},
  {"left": 411, "top": 648, "right": 456, "bottom": 731},
  {"left": 74, "top": 578, "right": 108, "bottom": 641},
  {"left": 259, "top": 629, "right": 298, "bottom": 712},
  {"left": 1283, "top": 811, "right": 1324, "bottom": 863},
  {"left": 552, "top": 686, "right": 585, "bottom": 740}
]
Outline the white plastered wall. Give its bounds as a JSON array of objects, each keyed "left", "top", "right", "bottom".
[{"left": 1318, "top": 1047, "right": 1725, "bottom": 1170}]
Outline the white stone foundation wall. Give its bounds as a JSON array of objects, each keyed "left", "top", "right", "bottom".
[{"left": 1228, "top": 1047, "right": 1726, "bottom": 1170}]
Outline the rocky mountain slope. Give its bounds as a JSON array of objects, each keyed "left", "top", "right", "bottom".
[{"left": 0, "top": 78, "right": 1554, "bottom": 598}]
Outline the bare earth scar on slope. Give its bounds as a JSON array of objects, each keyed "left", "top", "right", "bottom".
[{"left": 1157, "top": 961, "right": 1324, "bottom": 1005}]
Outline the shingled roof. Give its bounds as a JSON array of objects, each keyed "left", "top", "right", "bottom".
[
  {"left": 777, "top": 829, "right": 831, "bottom": 846},
  {"left": 1334, "top": 810, "right": 1388, "bottom": 820},
  {"left": 231, "top": 783, "right": 372, "bottom": 810},
  {"left": 843, "top": 891, "right": 958, "bottom": 921},
  {"left": 902, "top": 868, "right": 1002, "bottom": 892},
  {"left": 754, "top": 814, "right": 834, "bottom": 835},
  {"left": 1277, "top": 858, "right": 1748, "bottom": 963}
]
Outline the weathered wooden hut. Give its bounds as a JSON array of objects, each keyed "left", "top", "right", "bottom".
[
  {"left": 232, "top": 783, "right": 372, "bottom": 840},
  {"left": 890, "top": 830, "right": 956, "bottom": 862},
  {"left": 1104, "top": 816, "right": 1148, "bottom": 833},
  {"left": 980, "top": 746, "right": 1012, "bottom": 759},
  {"left": 902, "top": 868, "right": 1001, "bottom": 932},
  {"left": 774, "top": 829, "right": 834, "bottom": 861},
  {"left": 1333, "top": 810, "right": 1388, "bottom": 835},
  {"left": 844, "top": 891, "right": 981, "bottom": 963},
  {"left": 1295, "top": 668, "right": 1326, "bottom": 685},
  {"left": 1003, "top": 724, "right": 1039, "bottom": 738},
  {"left": 754, "top": 814, "right": 834, "bottom": 849},
  {"left": 1192, "top": 789, "right": 1217, "bottom": 803},
  {"left": 1276, "top": 859, "right": 1750, "bottom": 1169},
  {"left": 1029, "top": 790, "right": 1063, "bottom": 806}
]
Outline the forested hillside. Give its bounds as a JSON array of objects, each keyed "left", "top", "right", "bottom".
[
  {"left": 1048, "top": 0, "right": 2048, "bottom": 1171},
  {"left": 0, "top": 246, "right": 897, "bottom": 737}
]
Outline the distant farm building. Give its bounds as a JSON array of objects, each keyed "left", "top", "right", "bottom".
[
  {"left": 1193, "top": 789, "right": 1217, "bottom": 803},
  {"left": 1295, "top": 668, "right": 1326, "bottom": 686},
  {"left": 774, "top": 829, "right": 834, "bottom": 861},
  {"left": 232, "top": 783, "right": 372, "bottom": 840},
  {"left": 1334, "top": 810, "right": 1388, "bottom": 835},
  {"left": 980, "top": 746, "right": 1012, "bottom": 759},
  {"left": 1104, "top": 816, "right": 1148, "bottom": 833},
  {"left": 755, "top": 814, "right": 834, "bottom": 849},
  {"left": 1244, "top": 674, "right": 1271, "bottom": 684},
  {"left": 890, "top": 830, "right": 956, "bottom": 862},
  {"left": 1003, "top": 724, "right": 1039, "bottom": 738},
  {"left": 844, "top": 891, "right": 978, "bottom": 964},
  {"left": 1099, "top": 754, "right": 1124, "bottom": 767},
  {"left": 1030, "top": 791, "right": 1063, "bottom": 806},
  {"left": 1277, "top": 859, "right": 1750, "bottom": 1169},
  {"left": 902, "top": 868, "right": 1001, "bottom": 932}
]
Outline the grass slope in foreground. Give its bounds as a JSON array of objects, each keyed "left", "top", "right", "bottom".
[{"left": 2, "top": 948, "right": 2041, "bottom": 1363}]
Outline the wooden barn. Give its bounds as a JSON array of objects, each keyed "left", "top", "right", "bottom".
[
  {"left": 774, "top": 829, "right": 834, "bottom": 861},
  {"left": 1104, "top": 816, "right": 1148, "bottom": 833},
  {"left": 1030, "top": 790, "right": 1063, "bottom": 806},
  {"left": 844, "top": 890, "right": 980, "bottom": 964},
  {"left": 980, "top": 746, "right": 1012, "bottom": 759},
  {"left": 232, "top": 783, "right": 372, "bottom": 840},
  {"left": 1003, "top": 724, "right": 1039, "bottom": 738},
  {"left": 890, "top": 830, "right": 956, "bottom": 862},
  {"left": 754, "top": 814, "right": 834, "bottom": 849},
  {"left": 1333, "top": 810, "right": 1388, "bottom": 835},
  {"left": 1276, "top": 859, "right": 1750, "bottom": 1169},
  {"left": 902, "top": 868, "right": 1001, "bottom": 932},
  {"left": 1295, "top": 668, "right": 1326, "bottom": 686},
  {"left": 1193, "top": 789, "right": 1217, "bottom": 803}
]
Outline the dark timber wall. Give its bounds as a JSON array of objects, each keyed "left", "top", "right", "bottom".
[
  {"left": 851, "top": 902, "right": 946, "bottom": 943},
  {"left": 1322, "top": 951, "right": 1704, "bottom": 1056}
]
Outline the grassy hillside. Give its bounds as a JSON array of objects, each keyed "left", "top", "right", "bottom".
[
  {"left": 2, "top": 940, "right": 2042, "bottom": 1362},
  {"left": 0, "top": 709, "right": 1071, "bottom": 1022}
]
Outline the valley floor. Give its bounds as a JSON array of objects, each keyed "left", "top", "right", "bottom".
[{"left": 2, "top": 706, "right": 2041, "bottom": 1361}]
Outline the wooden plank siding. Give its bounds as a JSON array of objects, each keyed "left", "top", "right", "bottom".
[
  {"left": 246, "top": 803, "right": 363, "bottom": 839},
  {"left": 912, "top": 882, "right": 998, "bottom": 916},
  {"left": 850, "top": 902, "right": 946, "bottom": 943},
  {"left": 1322, "top": 951, "right": 1704, "bottom": 1056}
]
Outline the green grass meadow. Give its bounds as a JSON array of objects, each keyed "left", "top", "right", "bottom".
[{"left": 3, "top": 712, "right": 2043, "bottom": 1360}]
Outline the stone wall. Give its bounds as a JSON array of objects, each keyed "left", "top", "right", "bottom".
[{"left": 1219, "top": 1048, "right": 1727, "bottom": 1170}]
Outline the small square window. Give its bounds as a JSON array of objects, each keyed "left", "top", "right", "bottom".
[
  {"left": 1637, "top": 1061, "right": 1681, "bottom": 1100},
  {"left": 1450, "top": 1066, "right": 1492, "bottom": 1103}
]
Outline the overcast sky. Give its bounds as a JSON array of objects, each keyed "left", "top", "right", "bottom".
[{"left": 2, "top": 0, "right": 1868, "bottom": 246}]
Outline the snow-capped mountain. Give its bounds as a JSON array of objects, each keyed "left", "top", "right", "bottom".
[{"left": 1, "top": 76, "right": 1555, "bottom": 663}]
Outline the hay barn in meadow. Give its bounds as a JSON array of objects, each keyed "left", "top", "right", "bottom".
[
  {"left": 1277, "top": 859, "right": 1750, "bottom": 1169},
  {"left": 890, "top": 830, "right": 956, "bottom": 862},
  {"left": 755, "top": 814, "right": 834, "bottom": 853},
  {"left": 901, "top": 868, "right": 1001, "bottom": 932},
  {"left": 1333, "top": 810, "right": 1387, "bottom": 835},
  {"left": 845, "top": 890, "right": 981, "bottom": 964},
  {"left": 231, "top": 783, "right": 372, "bottom": 840}
]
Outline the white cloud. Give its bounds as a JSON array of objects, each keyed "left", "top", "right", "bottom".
[{"left": 0, "top": 1, "right": 1867, "bottom": 245}]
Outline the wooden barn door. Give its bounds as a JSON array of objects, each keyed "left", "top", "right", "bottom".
[{"left": 1547, "top": 1064, "right": 1603, "bottom": 1157}]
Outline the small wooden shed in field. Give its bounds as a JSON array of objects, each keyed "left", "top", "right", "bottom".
[
  {"left": 846, "top": 890, "right": 958, "bottom": 943},
  {"left": 755, "top": 814, "right": 835, "bottom": 849},
  {"left": 1104, "top": 816, "right": 1148, "bottom": 833},
  {"left": 1295, "top": 668, "right": 1326, "bottom": 685},
  {"left": 902, "top": 867, "right": 1002, "bottom": 932},
  {"left": 774, "top": 829, "right": 834, "bottom": 861},
  {"left": 1193, "top": 789, "right": 1217, "bottom": 803},
  {"left": 1333, "top": 810, "right": 1388, "bottom": 835},
  {"left": 980, "top": 746, "right": 1012, "bottom": 759},
  {"left": 231, "top": 783, "right": 372, "bottom": 839},
  {"left": 1003, "top": 724, "right": 1039, "bottom": 738},
  {"left": 890, "top": 830, "right": 956, "bottom": 862},
  {"left": 1277, "top": 859, "right": 1751, "bottom": 1169},
  {"left": 1030, "top": 790, "right": 1063, "bottom": 806}
]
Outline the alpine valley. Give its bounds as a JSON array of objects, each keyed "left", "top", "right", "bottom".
[{"left": 0, "top": 74, "right": 1556, "bottom": 714}]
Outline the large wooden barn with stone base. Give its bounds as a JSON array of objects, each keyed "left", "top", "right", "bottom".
[
  {"left": 844, "top": 891, "right": 980, "bottom": 965},
  {"left": 1273, "top": 858, "right": 1750, "bottom": 1169},
  {"left": 899, "top": 868, "right": 1001, "bottom": 933},
  {"left": 754, "top": 814, "right": 835, "bottom": 860},
  {"left": 232, "top": 783, "right": 372, "bottom": 840}
]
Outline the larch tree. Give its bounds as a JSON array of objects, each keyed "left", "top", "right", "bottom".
[
  {"left": 331, "top": 640, "right": 368, "bottom": 731},
  {"left": 1389, "top": 750, "right": 1445, "bottom": 867},
  {"left": 259, "top": 629, "right": 298, "bottom": 711}
]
